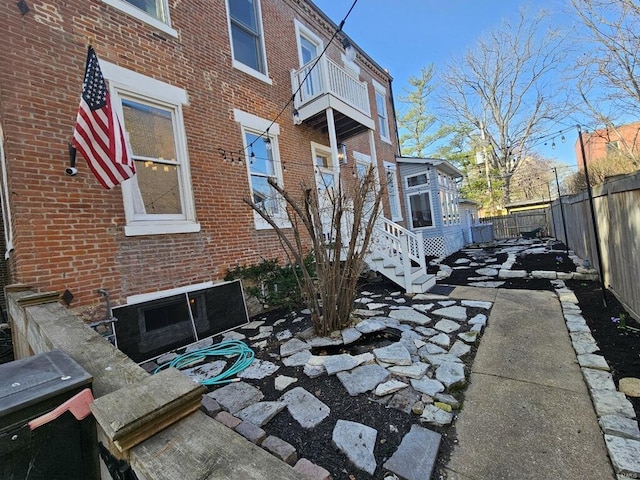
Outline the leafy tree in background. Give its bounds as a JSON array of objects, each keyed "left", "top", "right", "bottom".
[
  {"left": 439, "top": 10, "right": 570, "bottom": 204},
  {"left": 397, "top": 65, "right": 453, "bottom": 157}
]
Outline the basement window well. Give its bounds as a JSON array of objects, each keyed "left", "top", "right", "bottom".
[{"left": 113, "top": 280, "right": 249, "bottom": 363}]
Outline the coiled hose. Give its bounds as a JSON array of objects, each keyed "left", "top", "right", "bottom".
[{"left": 154, "top": 339, "right": 255, "bottom": 386}]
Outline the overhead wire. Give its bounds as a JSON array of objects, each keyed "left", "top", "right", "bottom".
[{"left": 241, "top": 0, "right": 360, "bottom": 153}]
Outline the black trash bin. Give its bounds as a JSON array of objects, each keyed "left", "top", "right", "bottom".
[{"left": 0, "top": 349, "right": 99, "bottom": 480}]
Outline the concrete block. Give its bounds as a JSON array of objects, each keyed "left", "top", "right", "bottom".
[
  {"left": 215, "top": 411, "right": 242, "bottom": 429},
  {"left": 294, "top": 458, "right": 331, "bottom": 480},
  {"left": 235, "top": 420, "right": 267, "bottom": 445},
  {"left": 201, "top": 394, "right": 222, "bottom": 417},
  {"left": 262, "top": 435, "right": 298, "bottom": 465}
]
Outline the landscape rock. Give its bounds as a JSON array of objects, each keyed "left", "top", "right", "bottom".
[
  {"left": 332, "top": 420, "right": 378, "bottom": 474},
  {"left": 383, "top": 425, "right": 441, "bottom": 480},
  {"left": 235, "top": 401, "right": 286, "bottom": 427},
  {"left": 431, "top": 305, "right": 467, "bottom": 321},
  {"left": 280, "top": 387, "right": 330, "bottom": 428},
  {"left": 604, "top": 435, "right": 640, "bottom": 477},
  {"left": 435, "top": 362, "right": 466, "bottom": 389},
  {"left": 388, "top": 309, "right": 432, "bottom": 325},
  {"left": 434, "top": 319, "right": 462, "bottom": 333},
  {"left": 280, "top": 338, "right": 310, "bottom": 357},
  {"left": 262, "top": 436, "right": 297, "bottom": 465},
  {"left": 619, "top": 377, "right": 640, "bottom": 397},
  {"left": 209, "top": 381, "right": 264, "bottom": 414},
  {"left": 323, "top": 354, "right": 360, "bottom": 375},
  {"left": 599, "top": 415, "right": 640, "bottom": 440},
  {"left": 375, "top": 379, "right": 409, "bottom": 396},
  {"left": 373, "top": 342, "right": 412, "bottom": 366},
  {"left": 337, "top": 364, "right": 390, "bottom": 396},
  {"left": 420, "top": 404, "right": 454, "bottom": 426},
  {"left": 410, "top": 377, "right": 445, "bottom": 396}
]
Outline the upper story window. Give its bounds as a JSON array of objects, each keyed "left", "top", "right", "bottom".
[
  {"left": 102, "top": 0, "right": 177, "bottom": 37},
  {"left": 227, "top": 0, "right": 271, "bottom": 84},
  {"left": 373, "top": 80, "right": 391, "bottom": 143},
  {"left": 234, "top": 109, "right": 286, "bottom": 229},
  {"left": 101, "top": 61, "right": 199, "bottom": 236}
]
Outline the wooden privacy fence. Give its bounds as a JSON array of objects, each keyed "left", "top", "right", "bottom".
[
  {"left": 480, "top": 210, "right": 550, "bottom": 240},
  {"left": 549, "top": 171, "right": 640, "bottom": 322}
]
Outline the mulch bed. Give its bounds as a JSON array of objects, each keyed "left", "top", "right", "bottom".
[{"left": 216, "top": 241, "right": 639, "bottom": 480}]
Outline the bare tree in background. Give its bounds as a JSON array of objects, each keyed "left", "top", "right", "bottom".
[
  {"left": 244, "top": 166, "right": 384, "bottom": 336},
  {"left": 439, "top": 11, "right": 569, "bottom": 204},
  {"left": 571, "top": 0, "right": 640, "bottom": 165}
]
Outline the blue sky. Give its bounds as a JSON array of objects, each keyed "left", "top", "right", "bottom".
[{"left": 311, "top": 0, "right": 580, "bottom": 167}]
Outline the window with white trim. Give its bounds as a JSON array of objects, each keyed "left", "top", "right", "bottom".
[
  {"left": 226, "top": 0, "right": 270, "bottom": 83},
  {"left": 409, "top": 191, "right": 434, "bottom": 229},
  {"left": 384, "top": 162, "right": 402, "bottom": 221},
  {"left": 234, "top": 110, "right": 286, "bottom": 229},
  {"left": 373, "top": 80, "right": 391, "bottom": 143},
  {"left": 101, "top": 61, "right": 199, "bottom": 236},
  {"left": 102, "top": 0, "right": 177, "bottom": 37}
]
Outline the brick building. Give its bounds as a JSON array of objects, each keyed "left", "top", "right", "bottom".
[
  {"left": 575, "top": 121, "right": 640, "bottom": 166},
  {"left": 1, "top": 0, "right": 426, "bottom": 356}
]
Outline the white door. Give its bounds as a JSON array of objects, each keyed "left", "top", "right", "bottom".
[{"left": 315, "top": 151, "right": 335, "bottom": 243}]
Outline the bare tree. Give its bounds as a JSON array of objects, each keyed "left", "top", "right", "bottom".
[
  {"left": 244, "top": 166, "right": 384, "bottom": 336},
  {"left": 571, "top": 0, "right": 640, "bottom": 165},
  {"left": 439, "top": 10, "right": 569, "bottom": 204},
  {"left": 509, "top": 153, "right": 558, "bottom": 202}
]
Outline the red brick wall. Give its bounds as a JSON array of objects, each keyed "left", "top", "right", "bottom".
[{"left": 0, "top": 0, "right": 399, "bottom": 311}]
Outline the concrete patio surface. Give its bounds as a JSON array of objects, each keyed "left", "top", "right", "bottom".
[{"left": 443, "top": 288, "right": 615, "bottom": 480}]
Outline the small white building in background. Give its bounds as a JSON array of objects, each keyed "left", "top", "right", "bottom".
[{"left": 396, "top": 157, "right": 468, "bottom": 257}]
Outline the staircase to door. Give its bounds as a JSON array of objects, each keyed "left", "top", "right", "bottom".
[{"left": 366, "top": 217, "right": 435, "bottom": 294}]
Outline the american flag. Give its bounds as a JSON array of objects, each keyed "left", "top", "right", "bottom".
[{"left": 73, "top": 46, "right": 135, "bottom": 189}]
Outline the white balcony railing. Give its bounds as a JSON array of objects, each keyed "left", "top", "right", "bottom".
[{"left": 291, "top": 56, "right": 371, "bottom": 117}]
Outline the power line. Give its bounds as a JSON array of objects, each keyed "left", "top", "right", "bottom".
[{"left": 244, "top": 0, "right": 360, "bottom": 153}]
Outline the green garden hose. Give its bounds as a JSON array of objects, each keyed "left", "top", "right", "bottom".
[{"left": 154, "top": 339, "right": 255, "bottom": 386}]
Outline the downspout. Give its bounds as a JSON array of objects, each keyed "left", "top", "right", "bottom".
[{"left": 387, "top": 75, "right": 401, "bottom": 158}]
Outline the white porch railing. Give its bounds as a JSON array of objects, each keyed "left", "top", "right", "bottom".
[
  {"left": 369, "top": 217, "right": 428, "bottom": 293},
  {"left": 291, "top": 56, "right": 371, "bottom": 117}
]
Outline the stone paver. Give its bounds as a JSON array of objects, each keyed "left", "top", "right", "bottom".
[
  {"left": 604, "top": 435, "right": 640, "bottom": 477},
  {"left": 431, "top": 305, "right": 467, "bottom": 321},
  {"left": 262, "top": 436, "right": 297, "bottom": 465},
  {"left": 373, "top": 342, "right": 412, "bottom": 366},
  {"left": 383, "top": 424, "right": 441, "bottom": 480},
  {"left": 235, "top": 401, "right": 286, "bottom": 427},
  {"left": 332, "top": 420, "right": 377, "bottom": 475},
  {"left": 210, "top": 381, "right": 264, "bottom": 414},
  {"left": 336, "top": 364, "right": 389, "bottom": 396},
  {"left": 388, "top": 309, "right": 432, "bottom": 325},
  {"left": 280, "top": 387, "right": 330, "bottom": 428},
  {"left": 293, "top": 459, "right": 331, "bottom": 480}
]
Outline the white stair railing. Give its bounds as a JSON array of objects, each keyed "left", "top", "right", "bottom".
[{"left": 369, "top": 217, "right": 427, "bottom": 291}]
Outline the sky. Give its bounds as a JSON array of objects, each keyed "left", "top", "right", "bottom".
[{"left": 311, "top": 0, "right": 580, "bottom": 168}]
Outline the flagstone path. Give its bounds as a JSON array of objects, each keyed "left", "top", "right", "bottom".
[{"left": 140, "top": 238, "right": 638, "bottom": 479}]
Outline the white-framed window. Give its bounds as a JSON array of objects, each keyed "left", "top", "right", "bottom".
[
  {"left": 226, "top": 0, "right": 271, "bottom": 84},
  {"left": 408, "top": 191, "right": 435, "bottom": 229},
  {"left": 234, "top": 109, "right": 286, "bottom": 230},
  {"left": 102, "top": 0, "right": 177, "bottom": 37},
  {"left": 406, "top": 172, "right": 430, "bottom": 188},
  {"left": 373, "top": 79, "right": 391, "bottom": 143},
  {"left": 101, "top": 61, "right": 199, "bottom": 237},
  {"left": 294, "top": 20, "right": 323, "bottom": 97},
  {"left": 383, "top": 161, "right": 402, "bottom": 221}
]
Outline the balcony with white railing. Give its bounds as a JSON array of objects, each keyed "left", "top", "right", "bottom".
[{"left": 291, "top": 56, "right": 374, "bottom": 138}]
